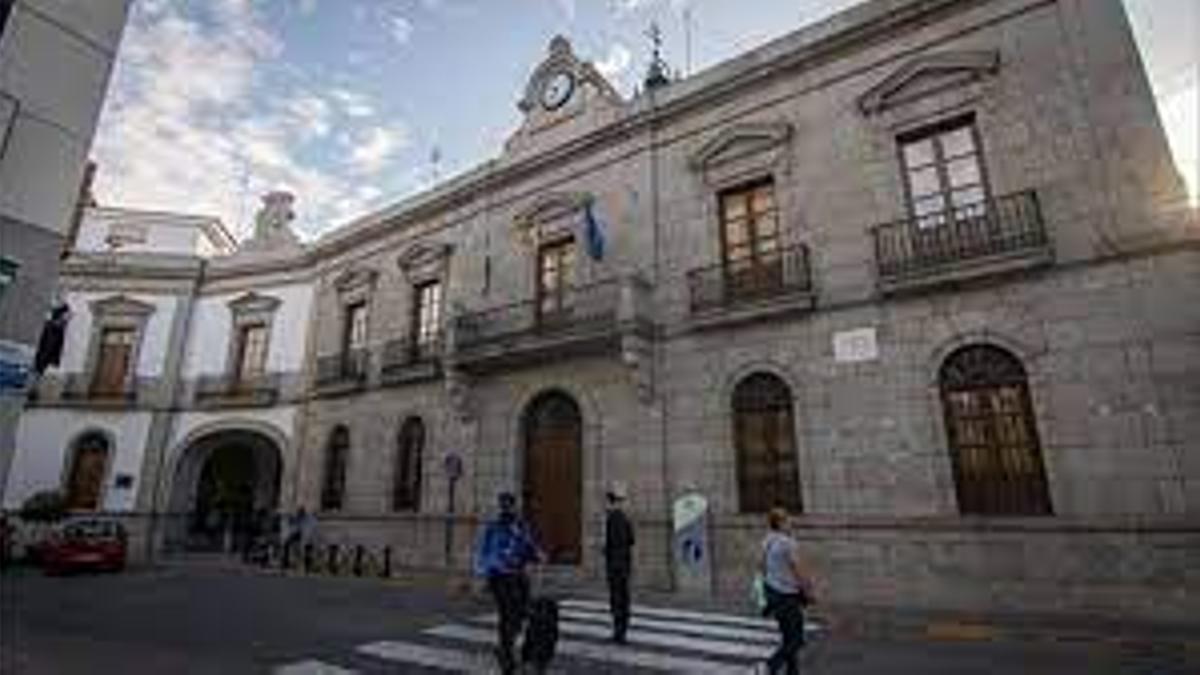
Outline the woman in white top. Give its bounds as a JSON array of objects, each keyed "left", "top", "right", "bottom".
[{"left": 760, "top": 507, "right": 812, "bottom": 675}]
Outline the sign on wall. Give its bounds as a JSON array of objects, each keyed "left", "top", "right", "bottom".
[
  {"left": 0, "top": 340, "right": 33, "bottom": 394},
  {"left": 833, "top": 327, "right": 879, "bottom": 363}
]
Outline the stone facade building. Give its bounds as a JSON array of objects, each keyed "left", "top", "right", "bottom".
[{"left": 7, "top": 0, "right": 1198, "bottom": 622}]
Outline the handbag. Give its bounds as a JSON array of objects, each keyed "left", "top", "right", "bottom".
[{"left": 750, "top": 572, "right": 768, "bottom": 613}]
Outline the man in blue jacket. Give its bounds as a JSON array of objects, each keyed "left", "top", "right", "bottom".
[{"left": 475, "top": 491, "right": 541, "bottom": 674}]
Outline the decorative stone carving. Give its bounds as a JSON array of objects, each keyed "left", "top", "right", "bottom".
[
  {"left": 858, "top": 50, "right": 1000, "bottom": 115},
  {"left": 689, "top": 122, "right": 794, "bottom": 189},
  {"left": 254, "top": 191, "right": 296, "bottom": 239},
  {"left": 512, "top": 191, "right": 592, "bottom": 248},
  {"left": 397, "top": 241, "right": 454, "bottom": 283},
  {"left": 333, "top": 268, "right": 378, "bottom": 295},
  {"left": 228, "top": 291, "right": 281, "bottom": 316},
  {"left": 90, "top": 294, "right": 154, "bottom": 319}
]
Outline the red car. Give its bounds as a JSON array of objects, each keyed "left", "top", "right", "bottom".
[{"left": 40, "top": 517, "right": 127, "bottom": 575}]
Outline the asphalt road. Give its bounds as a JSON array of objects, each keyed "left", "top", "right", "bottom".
[{"left": 1, "top": 564, "right": 1193, "bottom": 674}]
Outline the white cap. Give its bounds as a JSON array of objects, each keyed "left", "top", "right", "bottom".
[{"left": 606, "top": 481, "right": 628, "bottom": 501}]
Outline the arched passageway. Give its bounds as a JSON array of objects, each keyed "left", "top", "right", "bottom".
[{"left": 166, "top": 428, "right": 282, "bottom": 552}]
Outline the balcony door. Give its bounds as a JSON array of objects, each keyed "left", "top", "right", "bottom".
[
  {"left": 719, "top": 180, "right": 782, "bottom": 303},
  {"left": 93, "top": 327, "right": 135, "bottom": 396},
  {"left": 536, "top": 238, "right": 576, "bottom": 327},
  {"left": 523, "top": 391, "right": 582, "bottom": 565}
]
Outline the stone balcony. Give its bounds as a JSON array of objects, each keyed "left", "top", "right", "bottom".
[
  {"left": 380, "top": 334, "right": 442, "bottom": 386},
  {"left": 193, "top": 373, "right": 280, "bottom": 409},
  {"left": 57, "top": 373, "right": 139, "bottom": 408},
  {"left": 314, "top": 348, "right": 369, "bottom": 396},
  {"left": 686, "top": 243, "right": 816, "bottom": 330},
  {"left": 447, "top": 275, "right": 654, "bottom": 377},
  {"left": 871, "top": 190, "right": 1053, "bottom": 294}
]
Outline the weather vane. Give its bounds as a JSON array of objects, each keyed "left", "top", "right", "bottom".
[{"left": 644, "top": 21, "right": 670, "bottom": 90}]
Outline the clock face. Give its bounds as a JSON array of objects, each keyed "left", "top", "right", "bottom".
[{"left": 541, "top": 71, "right": 575, "bottom": 110}]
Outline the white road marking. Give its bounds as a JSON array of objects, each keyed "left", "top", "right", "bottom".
[
  {"left": 425, "top": 623, "right": 756, "bottom": 674},
  {"left": 557, "top": 608, "right": 779, "bottom": 643},
  {"left": 473, "top": 615, "right": 773, "bottom": 659},
  {"left": 559, "top": 599, "right": 826, "bottom": 634},
  {"left": 356, "top": 640, "right": 492, "bottom": 672},
  {"left": 272, "top": 660, "right": 358, "bottom": 675},
  {"left": 562, "top": 598, "right": 777, "bottom": 630}
]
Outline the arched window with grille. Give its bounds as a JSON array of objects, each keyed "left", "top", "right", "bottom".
[
  {"left": 393, "top": 417, "right": 424, "bottom": 512},
  {"left": 940, "top": 344, "right": 1051, "bottom": 515},
  {"left": 320, "top": 426, "right": 349, "bottom": 512},
  {"left": 64, "top": 432, "right": 110, "bottom": 511},
  {"left": 732, "top": 372, "right": 802, "bottom": 513}
]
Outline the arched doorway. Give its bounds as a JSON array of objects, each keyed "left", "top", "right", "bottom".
[
  {"left": 167, "top": 428, "right": 283, "bottom": 552},
  {"left": 64, "top": 431, "right": 111, "bottom": 511},
  {"left": 523, "top": 391, "right": 582, "bottom": 565}
]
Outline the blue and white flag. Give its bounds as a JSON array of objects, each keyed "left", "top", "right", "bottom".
[{"left": 582, "top": 199, "right": 607, "bottom": 261}]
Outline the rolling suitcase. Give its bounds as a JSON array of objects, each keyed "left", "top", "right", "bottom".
[{"left": 521, "top": 595, "right": 559, "bottom": 669}]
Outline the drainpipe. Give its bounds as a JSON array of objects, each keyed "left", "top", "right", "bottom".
[
  {"left": 142, "top": 258, "right": 206, "bottom": 562},
  {"left": 646, "top": 87, "right": 675, "bottom": 593}
]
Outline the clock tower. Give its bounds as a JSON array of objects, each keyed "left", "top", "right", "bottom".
[{"left": 505, "top": 36, "right": 626, "bottom": 158}]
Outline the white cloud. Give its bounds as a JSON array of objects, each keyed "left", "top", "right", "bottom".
[
  {"left": 349, "top": 125, "right": 410, "bottom": 173},
  {"left": 596, "top": 42, "right": 633, "bottom": 80},
  {"left": 387, "top": 14, "right": 413, "bottom": 45},
  {"left": 90, "top": 0, "right": 412, "bottom": 239},
  {"left": 331, "top": 88, "right": 376, "bottom": 118},
  {"left": 555, "top": 0, "right": 577, "bottom": 21}
]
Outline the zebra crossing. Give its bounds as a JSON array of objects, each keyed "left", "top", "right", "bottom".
[{"left": 274, "top": 597, "right": 824, "bottom": 673}]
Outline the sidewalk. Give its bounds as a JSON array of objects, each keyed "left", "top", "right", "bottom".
[{"left": 153, "top": 555, "right": 1199, "bottom": 655}]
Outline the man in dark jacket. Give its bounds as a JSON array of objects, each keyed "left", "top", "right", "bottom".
[
  {"left": 604, "top": 482, "right": 635, "bottom": 643},
  {"left": 475, "top": 491, "right": 541, "bottom": 674}
]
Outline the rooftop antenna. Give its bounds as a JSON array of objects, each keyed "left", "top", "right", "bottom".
[
  {"left": 430, "top": 145, "right": 442, "bottom": 184},
  {"left": 683, "top": 7, "right": 693, "bottom": 77}
]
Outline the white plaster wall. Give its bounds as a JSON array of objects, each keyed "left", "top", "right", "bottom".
[
  {"left": 183, "top": 283, "right": 314, "bottom": 377},
  {"left": 4, "top": 409, "right": 152, "bottom": 511},
  {"left": 59, "top": 291, "right": 179, "bottom": 377}
]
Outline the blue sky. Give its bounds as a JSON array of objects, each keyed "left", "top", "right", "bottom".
[{"left": 90, "top": 0, "right": 1198, "bottom": 240}]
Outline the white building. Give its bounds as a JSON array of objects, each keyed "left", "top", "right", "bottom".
[{"left": 7, "top": 200, "right": 314, "bottom": 546}]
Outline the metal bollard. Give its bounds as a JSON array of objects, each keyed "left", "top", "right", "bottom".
[
  {"left": 382, "top": 546, "right": 391, "bottom": 578},
  {"left": 327, "top": 544, "right": 339, "bottom": 575},
  {"left": 353, "top": 545, "right": 364, "bottom": 577},
  {"left": 281, "top": 541, "right": 292, "bottom": 570},
  {"left": 303, "top": 543, "right": 314, "bottom": 573}
]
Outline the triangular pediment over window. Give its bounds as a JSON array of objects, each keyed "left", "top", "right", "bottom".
[
  {"left": 333, "top": 268, "right": 378, "bottom": 294},
  {"left": 91, "top": 294, "right": 154, "bottom": 318},
  {"left": 689, "top": 122, "right": 794, "bottom": 172},
  {"left": 228, "top": 291, "right": 281, "bottom": 314},
  {"left": 858, "top": 51, "right": 1000, "bottom": 115}
]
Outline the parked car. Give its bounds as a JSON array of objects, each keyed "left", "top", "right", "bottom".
[{"left": 39, "top": 517, "right": 127, "bottom": 575}]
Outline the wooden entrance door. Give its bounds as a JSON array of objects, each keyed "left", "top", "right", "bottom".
[{"left": 524, "top": 391, "right": 582, "bottom": 564}]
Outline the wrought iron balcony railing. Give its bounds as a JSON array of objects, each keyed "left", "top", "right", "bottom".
[
  {"left": 381, "top": 333, "right": 442, "bottom": 384},
  {"left": 687, "top": 243, "right": 814, "bottom": 314},
  {"left": 871, "top": 190, "right": 1050, "bottom": 288},
  {"left": 194, "top": 373, "right": 279, "bottom": 407},
  {"left": 453, "top": 278, "right": 622, "bottom": 352},
  {"left": 315, "top": 348, "right": 369, "bottom": 389}
]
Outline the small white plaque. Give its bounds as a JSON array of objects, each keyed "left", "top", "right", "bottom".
[{"left": 833, "top": 327, "right": 878, "bottom": 363}]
